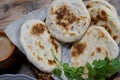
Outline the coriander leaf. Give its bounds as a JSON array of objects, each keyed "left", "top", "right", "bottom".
[
  {"left": 111, "top": 58, "right": 120, "bottom": 71},
  {"left": 111, "top": 58, "right": 120, "bottom": 65},
  {"left": 86, "top": 62, "right": 96, "bottom": 77},
  {"left": 98, "top": 77, "right": 106, "bottom": 80},
  {"left": 87, "top": 77, "right": 93, "bottom": 80},
  {"left": 104, "top": 57, "right": 110, "bottom": 63},
  {"left": 76, "top": 67, "right": 84, "bottom": 75},
  {"left": 53, "top": 68, "right": 62, "bottom": 77},
  {"left": 92, "top": 59, "right": 107, "bottom": 69},
  {"left": 62, "top": 63, "right": 84, "bottom": 80},
  {"left": 63, "top": 66, "right": 76, "bottom": 79},
  {"left": 87, "top": 58, "right": 120, "bottom": 80},
  {"left": 62, "top": 63, "right": 69, "bottom": 69}
]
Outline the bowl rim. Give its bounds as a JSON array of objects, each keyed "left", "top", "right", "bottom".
[
  {"left": 0, "top": 74, "right": 36, "bottom": 80},
  {"left": 0, "top": 30, "right": 15, "bottom": 61}
]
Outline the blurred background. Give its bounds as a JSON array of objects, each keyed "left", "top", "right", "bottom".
[
  {"left": 0, "top": 0, "right": 53, "bottom": 29},
  {"left": 0, "top": 0, "right": 120, "bottom": 29}
]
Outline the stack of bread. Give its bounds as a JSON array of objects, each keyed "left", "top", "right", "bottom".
[{"left": 20, "top": 0, "right": 120, "bottom": 79}]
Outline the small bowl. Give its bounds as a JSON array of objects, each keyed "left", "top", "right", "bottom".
[{"left": 0, "top": 30, "right": 17, "bottom": 71}]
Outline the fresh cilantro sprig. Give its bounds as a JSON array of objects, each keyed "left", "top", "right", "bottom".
[
  {"left": 51, "top": 48, "right": 84, "bottom": 80},
  {"left": 87, "top": 57, "right": 120, "bottom": 80},
  {"left": 53, "top": 63, "right": 84, "bottom": 80},
  {"left": 51, "top": 48, "right": 120, "bottom": 80},
  {"left": 62, "top": 63, "right": 84, "bottom": 80}
]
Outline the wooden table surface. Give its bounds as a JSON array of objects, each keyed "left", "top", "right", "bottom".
[
  {"left": 0, "top": 0, "right": 120, "bottom": 30},
  {"left": 0, "top": 0, "right": 53, "bottom": 29}
]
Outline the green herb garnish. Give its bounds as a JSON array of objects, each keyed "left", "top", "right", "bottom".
[
  {"left": 86, "top": 57, "right": 120, "bottom": 80},
  {"left": 51, "top": 48, "right": 120, "bottom": 80},
  {"left": 53, "top": 68, "right": 62, "bottom": 77},
  {"left": 51, "top": 48, "right": 84, "bottom": 80},
  {"left": 62, "top": 63, "right": 84, "bottom": 80}
]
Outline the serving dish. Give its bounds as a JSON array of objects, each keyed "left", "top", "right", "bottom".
[{"left": 1, "top": 0, "right": 120, "bottom": 80}]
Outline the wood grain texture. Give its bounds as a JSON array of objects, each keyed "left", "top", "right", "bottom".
[{"left": 0, "top": 0, "right": 53, "bottom": 29}]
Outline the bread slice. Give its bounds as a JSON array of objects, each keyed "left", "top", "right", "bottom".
[
  {"left": 20, "top": 19, "right": 61, "bottom": 73},
  {"left": 70, "top": 26, "right": 119, "bottom": 67},
  {"left": 84, "top": 0, "right": 118, "bottom": 16},
  {"left": 87, "top": 5, "right": 120, "bottom": 45},
  {"left": 45, "top": 0, "right": 91, "bottom": 42}
]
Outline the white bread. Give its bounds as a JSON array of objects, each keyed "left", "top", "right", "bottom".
[
  {"left": 45, "top": 0, "right": 91, "bottom": 42},
  {"left": 70, "top": 26, "right": 119, "bottom": 67},
  {"left": 20, "top": 19, "right": 61, "bottom": 73},
  {"left": 85, "top": 0, "right": 118, "bottom": 16},
  {"left": 88, "top": 5, "right": 120, "bottom": 44}
]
